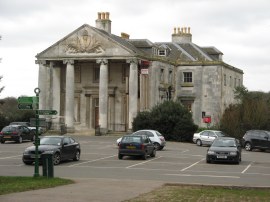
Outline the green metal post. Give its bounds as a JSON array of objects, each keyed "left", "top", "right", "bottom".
[{"left": 34, "top": 88, "right": 40, "bottom": 177}]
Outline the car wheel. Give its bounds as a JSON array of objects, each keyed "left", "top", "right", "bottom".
[
  {"left": 159, "top": 146, "right": 164, "bottom": 150},
  {"left": 118, "top": 153, "right": 123, "bottom": 159},
  {"left": 73, "top": 150, "right": 80, "bottom": 161},
  {"left": 142, "top": 152, "right": 147, "bottom": 160},
  {"left": 53, "top": 153, "right": 61, "bottom": 165},
  {"left": 17, "top": 136, "right": 23, "bottom": 144},
  {"left": 150, "top": 149, "right": 156, "bottom": 157},
  {"left": 196, "top": 139, "right": 202, "bottom": 146},
  {"left": 153, "top": 142, "right": 160, "bottom": 150},
  {"left": 0, "top": 139, "right": 5, "bottom": 144},
  {"left": 244, "top": 142, "right": 252, "bottom": 151}
]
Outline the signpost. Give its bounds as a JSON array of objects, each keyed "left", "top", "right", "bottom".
[
  {"left": 17, "top": 88, "right": 58, "bottom": 178},
  {"left": 18, "top": 103, "right": 33, "bottom": 110},
  {"left": 38, "top": 110, "right": 57, "bottom": 115},
  {"left": 17, "top": 96, "right": 39, "bottom": 110}
]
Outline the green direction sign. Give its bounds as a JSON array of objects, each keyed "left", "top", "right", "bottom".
[
  {"left": 18, "top": 96, "right": 39, "bottom": 104},
  {"left": 18, "top": 103, "right": 33, "bottom": 110},
  {"left": 38, "top": 110, "right": 57, "bottom": 115}
]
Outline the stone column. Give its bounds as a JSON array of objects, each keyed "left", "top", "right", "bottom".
[
  {"left": 36, "top": 60, "right": 47, "bottom": 110},
  {"left": 97, "top": 59, "right": 108, "bottom": 134},
  {"left": 52, "top": 63, "right": 61, "bottom": 129},
  {"left": 127, "top": 59, "right": 138, "bottom": 130},
  {"left": 64, "top": 60, "right": 75, "bottom": 132}
]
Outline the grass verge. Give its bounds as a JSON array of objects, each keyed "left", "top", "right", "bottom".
[
  {"left": 124, "top": 184, "right": 270, "bottom": 202},
  {"left": 0, "top": 176, "right": 74, "bottom": 196}
]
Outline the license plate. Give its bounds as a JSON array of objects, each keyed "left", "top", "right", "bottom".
[
  {"left": 30, "top": 155, "right": 41, "bottom": 158},
  {"left": 126, "top": 146, "right": 136, "bottom": 149},
  {"left": 217, "top": 155, "right": 227, "bottom": 159},
  {"left": 4, "top": 136, "right": 11, "bottom": 138}
]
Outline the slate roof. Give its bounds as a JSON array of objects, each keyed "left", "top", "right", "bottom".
[{"left": 36, "top": 23, "right": 241, "bottom": 73}]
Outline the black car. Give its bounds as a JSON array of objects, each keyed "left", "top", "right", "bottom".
[
  {"left": 0, "top": 125, "right": 35, "bottom": 144},
  {"left": 22, "top": 136, "right": 81, "bottom": 165},
  {"left": 206, "top": 137, "right": 242, "bottom": 164},
  {"left": 241, "top": 130, "right": 270, "bottom": 151},
  {"left": 118, "top": 135, "right": 156, "bottom": 160}
]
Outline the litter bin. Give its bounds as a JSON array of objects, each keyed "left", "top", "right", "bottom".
[{"left": 42, "top": 151, "right": 54, "bottom": 178}]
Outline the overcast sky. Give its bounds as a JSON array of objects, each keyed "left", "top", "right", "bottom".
[{"left": 0, "top": 0, "right": 270, "bottom": 98}]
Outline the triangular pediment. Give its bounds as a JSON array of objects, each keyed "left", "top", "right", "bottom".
[{"left": 36, "top": 24, "right": 139, "bottom": 59}]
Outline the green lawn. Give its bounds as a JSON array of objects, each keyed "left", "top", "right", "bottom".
[
  {"left": 0, "top": 176, "right": 74, "bottom": 195},
  {"left": 125, "top": 184, "right": 270, "bottom": 202}
]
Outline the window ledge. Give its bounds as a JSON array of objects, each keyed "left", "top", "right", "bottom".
[{"left": 181, "top": 83, "right": 194, "bottom": 87}]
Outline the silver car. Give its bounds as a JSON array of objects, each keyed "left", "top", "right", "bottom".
[{"left": 193, "top": 130, "right": 226, "bottom": 146}]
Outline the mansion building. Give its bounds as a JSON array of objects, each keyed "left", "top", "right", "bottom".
[{"left": 36, "top": 12, "right": 243, "bottom": 134}]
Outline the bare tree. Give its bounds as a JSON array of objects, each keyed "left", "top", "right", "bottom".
[{"left": 0, "top": 36, "right": 4, "bottom": 94}]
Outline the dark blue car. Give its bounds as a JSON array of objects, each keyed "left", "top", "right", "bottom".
[{"left": 118, "top": 135, "right": 156, "bottom": 160}]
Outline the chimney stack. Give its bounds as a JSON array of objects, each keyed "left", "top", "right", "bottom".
[
  {"left": 121, "top": 32, "right": 130, "bottom": 39},
  {"left": 172, "top": 26, "right": 192, "bottom": 43},
  {"left": 95, "top": 12, "right": 111, "bottom": 33}
]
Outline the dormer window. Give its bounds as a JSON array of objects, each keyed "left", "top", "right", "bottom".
[
  {"left": 158, "top": 50, "right": 166, "bottom": 56},
  {"left": 158, "top": 44, "right": 170, "bottom": 57}
]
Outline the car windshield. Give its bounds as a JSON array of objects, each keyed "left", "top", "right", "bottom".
[
  {"left": 212, "top": 139, "right": 236, "bottom": 147},
  {"left": 40, "top": 137, "right": 62, "bottom": 145},
  {"left": 216, "top": 132, "right": 226, "bottom": 137}
]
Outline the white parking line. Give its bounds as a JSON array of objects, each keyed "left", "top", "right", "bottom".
[
  {"left": 0, "top": 155, "right": 22, "bottom": 160},
  {"left": 165, "top": 173, "right": 240, "bottom": 179},
  {"left": 68, "top": 155, "right": 116, "bottom": 167},
  {"left": 241, "top": 162, "right": 253, "bottom": 173},
  {"left": 181, "top": 158, "right": 205, "bottom": 171},
  {"left": 126, "top": 156, "right": 162, "bottom": 168}
]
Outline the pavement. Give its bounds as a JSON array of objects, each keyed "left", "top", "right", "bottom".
[{"left": 0, "top": 178, "right": 164, "bottom": 202}]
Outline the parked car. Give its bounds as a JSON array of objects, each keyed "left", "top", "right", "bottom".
[
  {"left": 116, "top": 130, "right": 166, "bottom": 150},
  {"left": 118, "top": 134, "right": 156, "bottom": 160},
  {"left": 0, "top": 125, "right": 35, "bottom": 144},
  {"left": 9, "top": 122, "right": 44, "bottom": 135},
  {"left": 193, "top": 130, "right": 226, "bottom": 146},
  {"left": 241, "top": 130, "right": 270, "bottom": 151},
  {"left": 22, "top": 136, "right": 81, "bottom": 165},
  {"left": 206, "top": 137, "right": 242, "bottom": 164}
]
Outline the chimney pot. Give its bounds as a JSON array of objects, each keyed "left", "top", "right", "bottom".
[
  {"left": 184, "top": 27, "right": 187, "bottom": 33},
  {"left": 101, "top": 12, "right": 105, "bottom": 19},
  {"left": 178, "top": 27, "right": 180, "bottom": 34},
  {"left": 188, "top": 27, "right": 191, "bottom": 34},
  {"left": 98, "top": 12, "right": 101, "bottom": 20},
  {"left": 174, "top": 27, "right": 176, "bottom": 34},
  {"left": 105, "top": 12, "right": 110, "bottom": 20}
]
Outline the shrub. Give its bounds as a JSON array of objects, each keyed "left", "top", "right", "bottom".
[{"left": 132, "top": 101, "right": 198, "bottom": 142}]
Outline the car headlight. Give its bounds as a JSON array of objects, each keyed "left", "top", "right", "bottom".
[
  {"left": 23, "top": 150, "right": 31, "bottom": 154},
  {"left": 207, "top": 150, "right": 215, "bottom": 155},
  {"left": 229, "top": 151, "right": 237, "bottom": 156}
]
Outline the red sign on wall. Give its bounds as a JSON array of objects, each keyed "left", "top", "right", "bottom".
[{"left": 203, "top": 116, "right": 211, "bottom": 123}]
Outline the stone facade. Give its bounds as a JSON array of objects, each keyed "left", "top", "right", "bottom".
[{"left": 36, "top": 12, "right": 243, "bottom": 133}]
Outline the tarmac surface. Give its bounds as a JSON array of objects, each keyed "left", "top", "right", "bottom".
[{"left": 0, "top": 178, "right": 164, "bottom": 202}]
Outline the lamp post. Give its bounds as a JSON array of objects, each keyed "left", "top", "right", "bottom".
[{"left": 33, "top": 88, "right": 40, "bottom": 177}]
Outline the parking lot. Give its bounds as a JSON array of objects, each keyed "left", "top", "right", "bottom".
[{"left": 0, "top": 135, "right": 270, "bottom": 187}]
